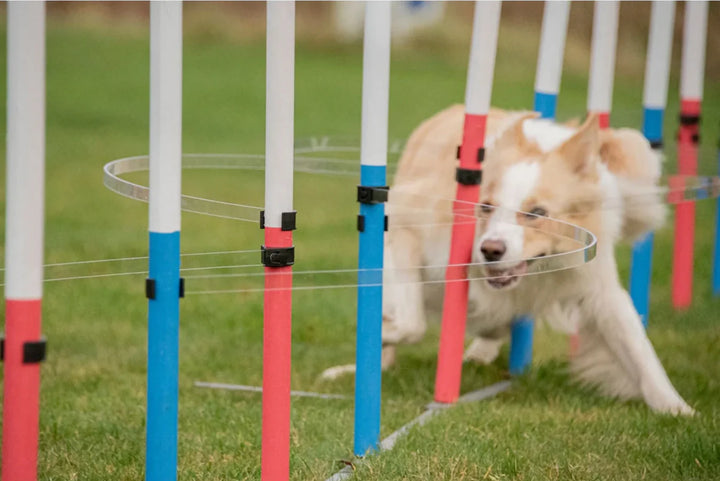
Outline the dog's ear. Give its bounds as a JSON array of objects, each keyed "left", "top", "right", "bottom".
[
  {"left": 556, "top": 113, "right": 600, "bottom": 176},
  {"left": 492, "top": 112, "right": 539, "bottom": 152}
]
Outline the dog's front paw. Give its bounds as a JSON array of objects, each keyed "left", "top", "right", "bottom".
[
  {"left": 463, "top": 337, "right": 503, "bottom": 365},
  {"left": 319, "top": 364, "right": 356, "bottom": 381}
]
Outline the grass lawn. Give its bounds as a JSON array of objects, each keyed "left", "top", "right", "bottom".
[{"left": 0, "top": 11, "right": 719, "bottom": 481}]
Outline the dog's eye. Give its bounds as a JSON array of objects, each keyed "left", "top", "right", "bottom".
[
  {"left": 479, "top": 203, "right": 495, "bottom": 214},
  {"left": 525, "top": 206, "right": 547, "bottom": 219}
]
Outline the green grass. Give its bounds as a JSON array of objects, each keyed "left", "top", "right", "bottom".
[{"left": 0, "top": 15, "right": 719, "bottom": 481}]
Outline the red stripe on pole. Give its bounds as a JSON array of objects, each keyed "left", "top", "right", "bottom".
[
  {"left": 2, "top": 298, "right": 42, "bottom": 481},
  {"left": 435, "top": 113, "right": 486, "bottom": 404},
  {"left": 261, "top": 226, "right": 293, "bottom": 481},
  {"left": 596, "top": 111, "right": 610, "bottom": 130},
  {"left": 672, "top": 99, "right": 700, "bottom": 309}
]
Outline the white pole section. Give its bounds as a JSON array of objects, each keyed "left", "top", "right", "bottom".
[
  {"left": 465, "top": 0, "right": 501, "bottom": 116},
  {"left": 149, "top": 1, "right": 183, "bottom": 234},
  {"left": 587, "top": 0, "right": 619, "bottom": 114},
  {"left": 264, "top": 2, "right": 295, "bottom": 227},
  {"left": 643, "top": 1, "right": 676, "bottom": 110},
  {"left": 534, "top": 0, "right": 571, "bottom": 96},
  {"left": 360, "top": 1, "right": 391, "bottom": 168},
  {"left": 680, "top": 0, "right": 708, "bottom": 101},
  {"left": 5, "top": 1, "right": 46, "bottom": 300}
]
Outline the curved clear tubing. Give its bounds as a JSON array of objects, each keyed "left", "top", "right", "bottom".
[{"left": 92, "top": 147, "right": 719, "bottom": 295}]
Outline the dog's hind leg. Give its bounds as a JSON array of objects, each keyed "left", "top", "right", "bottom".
[
  {"left": 464, "top": 336, "right": 504, "bottom": 365},
  {"left": 381, "top": 227, "right": 428, "bottom": 345},
  {"left": 579, "top": 286, "right": 693, "bottom": 415},
  {"left": 319, "top": 345, "right": 397, "bottom": 380},
  {"left": 320, "top": 228, "right": 426, "bottom": 381}
]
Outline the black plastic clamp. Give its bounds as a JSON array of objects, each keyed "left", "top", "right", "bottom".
[
  {"left": 357, "top": 185, "right": 389, "bottom": 204},
  {"left": 0, "top": 337, "right": 47, "bottom": 364},
  {"left": 23, "top": 339, "right": 46, "bottom": 364},
  {"left": 260, "top": 210, "right": 297, "bottom": 231},
  {"left": 456, "top": 146, "right": 485, "bottom": 163},
  {"left": 261, "top": 246, "right": 295, "bottom": 267},
  {"left": 146, "top": 278, "right": 185, "bottom": 299},
  {"left": 679, "top": 114, "right": 700, "bottom": 126},
  {"left": 456, "top": 167, "right": 482, "bottom": 185},
  {"left": 649, "top": 139, "right": 663, "bottom": 150},
  {"left": 357, "top": 215, "right": 389, "bottom": 232}
]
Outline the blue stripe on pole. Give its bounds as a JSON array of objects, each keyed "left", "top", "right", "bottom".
[
  {"left": 629, "top": 107, "right": 664, "bottom": 326},
  {"left": 714, "top": 150, "right": 720, "bottom": 296},
  {"left": 509, "top": 316, "right": 534, "bottom": 375},
  {"left": 354, "top": 164, "right": 386, "bottom": 456},
  {"left": 630, "top": 232, "right": 653, "bottom": 327},
  {"left": 146, "top": 230, "right": 180, "bottom": 481},
  {"left": 642, "top": 107, "right": 663, "bottom": 143},
  {"left": 534, "top": 91, "right": 558, "bottom": 119}
]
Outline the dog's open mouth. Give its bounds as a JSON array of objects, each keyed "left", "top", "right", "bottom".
[{"left": 485, "top": 261, "right": 528, "bottom": 289}]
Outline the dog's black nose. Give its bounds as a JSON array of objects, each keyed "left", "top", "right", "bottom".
[{"left": 481, "top": 239, "right": 506, "bottom": 262}]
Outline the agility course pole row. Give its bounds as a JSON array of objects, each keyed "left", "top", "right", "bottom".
[
  {"left": 435, "top": 0, "right": 501, "bottom": 404},
  {"left": 354, "top": 0, "right": 391, "bottom": 457},
  {"left": 630, "top": 0, "right": 676, "bottom": 327},
  {"left": 673, "top": 0, "right": 708, "bottom": 310},
  {"left": 2, "top": 3, "right": 47, "bottom": 481},
  {"left": 146, "top": 2, "right": 183, "bottom": 481},
  {"left": 509, "top": 0, "right": 571, "bottom": 377}
]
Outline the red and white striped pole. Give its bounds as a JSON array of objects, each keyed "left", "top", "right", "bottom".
[
  {"left": 672, "top": 0, "right": 708, "bottom": 309},
  {"left": 261, "top": 2, "right": 295, "bottom": 480},
  {"left": 435, "top": 0, "right": 501, "bottom": 404},
  {"left": 2, "top": 2, "right": 47, "bottom": 480}
]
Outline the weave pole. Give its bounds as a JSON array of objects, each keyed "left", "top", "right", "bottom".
[
  {"left": 146, "top": 3, "right": 183, "bottom": 480},
  {"left": 629, "top": 0, "right": 675, "bottom": 326},
  {"left": 509, "top": 0, "right": 570, "bottom": 375},
  {"left": 1, "top": 3, "right": 46, "bottom": 480},
  {"left": 672, "top": 0, "right": 708, "bottom": 309},
  {"left": 569, "top": 0, "right": 619, "bottom": 353},
  {"left": 434, "top": 0, "right": 501, "bottom": 404},
  {"left": 354, "top": 1, "right": 391, "bottom": 456},
  {"left": 261, "top": 2, "right": 295, "bottom": 480}
]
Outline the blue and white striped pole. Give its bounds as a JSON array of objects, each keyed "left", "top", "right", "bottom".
[
  {"left": 146, "top": 2, "right": 182, "bottom": 480},
  {"left": 354, "top": 0, "right": 391, "bottom": 457},
  {"left": 509, "top": 0, "right": 570, "bottom": 375},
  {"left": 629, "top": 0, "right": 675, "bottom": 326}
]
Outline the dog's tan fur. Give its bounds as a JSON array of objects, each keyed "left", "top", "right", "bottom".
[{"left": 323, "top": 105, "right": 692, "bottom": 416}]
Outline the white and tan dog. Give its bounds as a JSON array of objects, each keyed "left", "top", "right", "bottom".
[{"left": 324, "top": 105, "right": 693, "bottom": 416}]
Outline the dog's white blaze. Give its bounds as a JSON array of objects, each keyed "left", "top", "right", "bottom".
[
  {"left": 482, "top": 162, "right": 540, "bottom": 262},
  {"left": 522, "top": 118, "right": 574, "bottom": 152}
]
